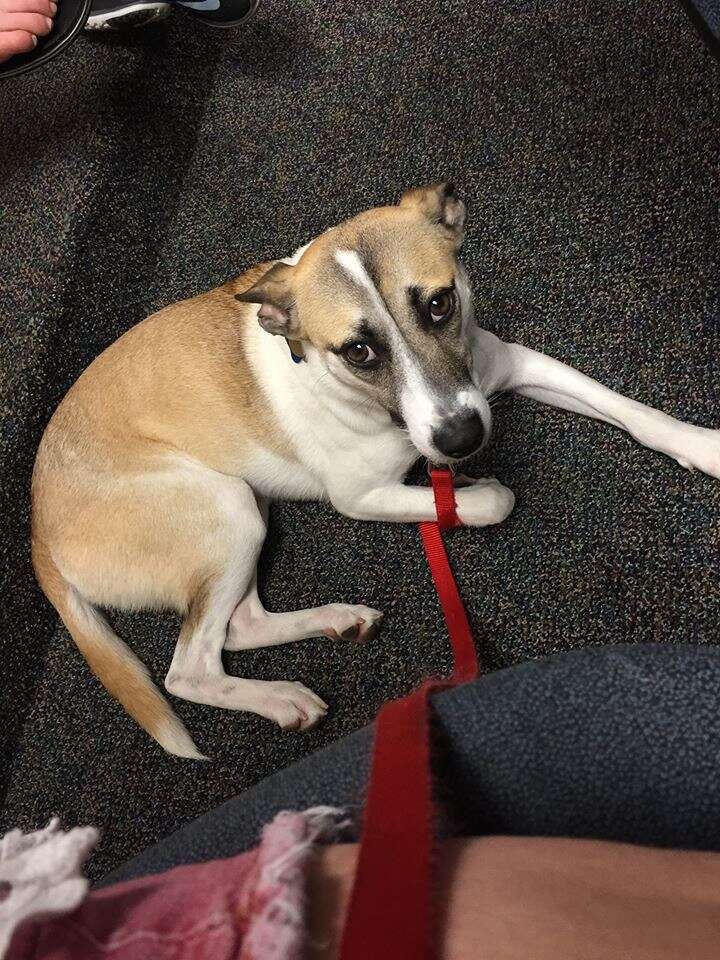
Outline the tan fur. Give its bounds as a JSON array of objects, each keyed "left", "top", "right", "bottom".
[
  {"left": 31, "top": 262, "right": 298, "bottom": 753},
  {"left": 31, "top": 184, "right": 719, "bottom": 757},
  {"left": 223, "top": 260, "right": 276, "bottom": 297},
  {"left": 33, "top": 287, "right": 291, "bottom": 595},
  {"left": 31, "top": 534, "right": 202, "bottom": 757}
]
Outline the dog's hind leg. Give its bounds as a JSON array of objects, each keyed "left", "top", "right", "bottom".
[
  {"left": 226, "top": 492, "right": 383, "bottom": 649},
  {"left": 164, "top": 480, "right": 328, "bottom": 731},
  {"left": 225, "top": 577, "right": 383, "bottom": 650}
]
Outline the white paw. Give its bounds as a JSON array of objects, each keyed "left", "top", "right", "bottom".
[
  {"left": 322, "top": 604, "right": 384, "bottom": 642},
  {"left": 676, "top": 428, "right": 720, "bottom": 480},
  {"left": 455, "top": 478, "right": 515, "bottom": 527},
  {"left": 257, "top": 680, "right": 328, "bottom": 731}
]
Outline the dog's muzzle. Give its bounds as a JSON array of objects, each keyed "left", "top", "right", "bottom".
[{"left": 432, "top": 409, "right": 485, "bottom": 460}]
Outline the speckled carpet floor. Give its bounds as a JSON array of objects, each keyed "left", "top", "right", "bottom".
[{"left": 1, "top": 1, "right": 719, "bottom": 880}]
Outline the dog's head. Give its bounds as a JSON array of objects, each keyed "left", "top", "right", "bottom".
[{"left": 236, "top": 183, "right": 489, "bottom": 463}]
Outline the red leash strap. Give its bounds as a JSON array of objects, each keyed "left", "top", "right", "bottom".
[
  {"left": 339, "top": 468, "right": 479, "bottom": 960},
  {"left": 426, "top": 463, "right": 463, "bottom": 532}
]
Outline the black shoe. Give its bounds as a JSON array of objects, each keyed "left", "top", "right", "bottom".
[
  {"left": 85, "top": 0, "right": 171, "bottom": 29},
  {"left": 0, "top": 0, "right": 91, "bottom": 78},
  {"left": 173, "top": 0, "right": 258, "bottom": 28}
]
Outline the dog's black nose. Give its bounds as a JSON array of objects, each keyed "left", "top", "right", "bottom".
[{"left": 433, "top": 411, "right": 485, "bottom": 460}]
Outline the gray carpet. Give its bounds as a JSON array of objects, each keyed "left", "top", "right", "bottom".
[{"left": 1, "top": 1, "right": 719, "bottom": 881}]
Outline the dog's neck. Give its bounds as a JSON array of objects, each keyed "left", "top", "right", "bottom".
[{"left": 246, "top": 305, "right": 417, "bottom": 484}]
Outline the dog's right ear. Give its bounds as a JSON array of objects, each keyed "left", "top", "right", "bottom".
[
  {"left": 235, "top": 262, "right": 300, "bottom": 338},
  {"left": 399, "top": 182, "right": 466, "bottom": 245}
]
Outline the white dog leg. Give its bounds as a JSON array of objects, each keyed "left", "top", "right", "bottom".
[
  {"left": 472, "top": 330, "right": 720, "bottom": 478},
  {"left": 330, "top": 479, "right": 515, "bottom": 527},
  {"left": 226, "top": 580, "right": 384, "bottom": 650},
  {"left": 164, "top": 479, "right": 328, "bottom": 731}
]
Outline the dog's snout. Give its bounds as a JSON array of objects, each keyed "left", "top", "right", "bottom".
[{"left": 433, "top": 410, "right": 485, "bottom": 460}]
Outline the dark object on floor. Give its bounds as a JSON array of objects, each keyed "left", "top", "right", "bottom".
[
  {"left": 0, "top": 0, "right": 91, "bottom": 79},
  {"left": 101, "top": 644, "right": 720, "bottom": 885},
  {"left": 679, "top": 0, "right": 720, "bottom": 57},
  {"left": 85, "top": 0, "right": 172, "bottom": 31},
  {"left": 174, "top": 0, "right": 259, "bottom": 29},
  {"left": 0, "top": 0, "right": 259, "bottom": 77},
  {"left": 1, "top": 0, "right": 719, "bottom": 880}
]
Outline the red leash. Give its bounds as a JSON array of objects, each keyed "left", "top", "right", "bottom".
[{"left": 339, "top": 467, "right": 480, "bottom": 960}]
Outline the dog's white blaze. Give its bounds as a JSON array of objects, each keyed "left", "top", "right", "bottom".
[
  {"left": 335, "top": 248, "right": 442, "bottom": 456},
  {"left": 394, "top": 340, "right": 442, "bottom": 456},
  {"left": 334, "top": 249, "right": 384, "bottom": 307},
  {"left": 457, "top": 385, "right": 487, "bottom": 413},
  {"left": 457, "top": 388, "right": 477, "bottom": 407}
]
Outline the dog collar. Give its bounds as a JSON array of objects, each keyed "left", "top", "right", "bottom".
[{"left": 286, "top": 339, "right": 306, "bottom": 363}]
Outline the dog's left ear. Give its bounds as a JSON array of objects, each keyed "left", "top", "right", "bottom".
[
  {"left": 399, "top": 181, "right": 466, "bottom": 244},
  {"left": 235, "top": 262, "right": 301, "bottom": 338}
]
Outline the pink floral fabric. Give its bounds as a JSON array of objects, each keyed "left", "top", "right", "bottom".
[{"left": 4, "top": 808, "right": 342, "bottom": 960}]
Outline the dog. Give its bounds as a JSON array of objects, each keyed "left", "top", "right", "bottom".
[{"left": 31, "top": 183, "right": 720, "bottom": 759}]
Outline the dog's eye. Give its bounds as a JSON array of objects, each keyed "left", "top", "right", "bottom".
[
  {"left": 428, "top": 289, "right": 455, "bottom": 324},
  {"left": 343, "top": 342, "right": 378, "bottom": 368}
]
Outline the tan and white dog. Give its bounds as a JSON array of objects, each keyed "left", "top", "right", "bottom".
[{"left": 32, "top": 183, "right": 720, "bottom": 759}]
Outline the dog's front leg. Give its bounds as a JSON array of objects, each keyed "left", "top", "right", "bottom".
[
  {"left": 330, "top": 477, "right": 515, "bottom": 527},
  {"left": 473, "top": 330, "right": 720, "bottom": 479}
]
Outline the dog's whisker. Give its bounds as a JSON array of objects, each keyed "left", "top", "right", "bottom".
[{"left": 488, "top": 391, "right": 511, "bottom": 409}]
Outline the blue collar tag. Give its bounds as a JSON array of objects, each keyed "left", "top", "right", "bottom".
[{"left": 286, "top": 339, "right": 306, "bottom": 363}]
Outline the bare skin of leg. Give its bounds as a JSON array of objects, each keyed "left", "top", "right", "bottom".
[
  {"left": 306, "top": 840, "right": 505, "bottom": 960},
  {"left": 0, "top": 0, "right": 56, "bottom": 62},
  {"left": 306, "top": 837, "right": 720, "bottom": 960}
]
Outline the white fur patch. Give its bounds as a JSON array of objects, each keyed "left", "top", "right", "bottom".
[
  {"left": 334, "top": 248, "right": 365, "bottom": 281},
  {"left": 395, "top": 342, "right": 441, "bottom": 457},
  {"left": 282, "top": 240, "right": 314, "bottom": 266},
  {"left": 334, "top": 249, "right": 382, "bottom": 303}
]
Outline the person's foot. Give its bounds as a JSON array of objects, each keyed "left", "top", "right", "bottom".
[
  {"left": 84, "top": 0, "right": 169, "bottom": 29},
  {"left": 0, "top": 0, "right": 56, "bottom": 63}
]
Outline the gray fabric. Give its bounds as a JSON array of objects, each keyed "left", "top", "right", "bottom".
[
  {"left": 101, "top": 644, "right": 720, "bottom": 886},
  {"left": 687, "top": 0, "right": 720, "bottom": 37},
  {"left": 2, "top": 1, "right": 719, "bottom": 881}
]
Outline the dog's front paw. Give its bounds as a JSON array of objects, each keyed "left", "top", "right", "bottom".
[
  {"left": 455, "top": 478, "right": 515, "bottom": 527},
  {"left": 322, "top": 604, "right": 384, "bottom": 642},
  {"left": 676, "top": 428, "right": 720, "bottom": 480},
  {"left": 258, "top": 681, "right": 328, "bottom": 731}
]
